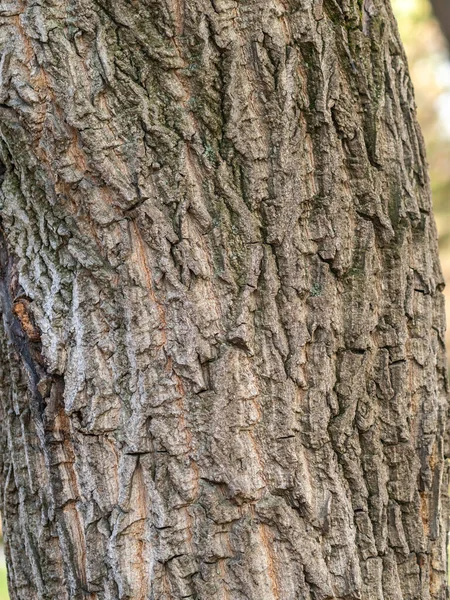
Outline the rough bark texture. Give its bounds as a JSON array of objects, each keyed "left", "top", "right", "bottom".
[{"left": 0, "top": 0, "right": 448, "bottom": 599}]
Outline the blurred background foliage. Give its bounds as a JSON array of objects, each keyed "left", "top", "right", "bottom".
[
  {"left": 0, "top": 566, "right": 7, "bottom": 600},
  {"left": 0, "top": 1, "right": 448, "bottom": 599},
  {"left": 0, "top": 521, "right": 7, "bottom": 600}
]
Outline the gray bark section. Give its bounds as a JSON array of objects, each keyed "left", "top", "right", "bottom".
[{"left": 0, "top": 0, "right": 448, "bottom": 598}]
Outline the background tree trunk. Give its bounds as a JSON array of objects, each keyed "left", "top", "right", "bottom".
[
  {"left": 430, "top": 0, "right": 450, "bottom": 49},
  {"left": 0, "top": 0, "right": 448, "bottom": 598}
]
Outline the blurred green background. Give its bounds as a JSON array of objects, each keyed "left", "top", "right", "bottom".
[
  {"left": 0, "top": 566, "right": 7, "bottom": 600},
  {"left": 0, "top": 527, "right": 7, "bottom": 600},
  {"left": 0, "top": 1, "right": 448, "bottom": 598}
]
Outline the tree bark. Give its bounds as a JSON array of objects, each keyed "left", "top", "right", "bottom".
[{"left": 0, "top": 0, "right": 448, "bottom": 598}]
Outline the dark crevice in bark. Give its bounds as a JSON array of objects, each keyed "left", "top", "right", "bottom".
[{"left": 0, "top": 223, "right": 46, "bottom": 422}]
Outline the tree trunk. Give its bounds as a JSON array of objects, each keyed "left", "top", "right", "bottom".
[
  {"left": 0, "top": 0, "right": 448, "bottom": 598},
  {"left": 430, "top": 0, "right": 450, "bottom": 49}
]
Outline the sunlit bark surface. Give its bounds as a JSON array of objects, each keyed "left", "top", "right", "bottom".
[{"left": 0, "top": 0, "right": 448, "bottom": 598}]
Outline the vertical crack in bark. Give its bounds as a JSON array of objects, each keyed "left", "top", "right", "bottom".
[
  {"left": 0, "top": 222, "right": 46, "bottom": 433},
  {"left": 0, "top": 214, "right": 91, "bottom": 598}
]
